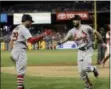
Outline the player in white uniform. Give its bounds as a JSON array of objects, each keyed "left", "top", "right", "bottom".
[
  {"left": 10, "top": 14, "right": 52, "bottom": 89},
  {"left": 57, "top": 15, "right": 105, "bottom": 89}
]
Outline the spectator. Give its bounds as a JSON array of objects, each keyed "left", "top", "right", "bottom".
[
  {"left": 51, "top": 35, "right": 56, "bottom": 50},
  {"left": 101, "top": 25, "right": 110, "bottom": 67},
  {"left": 44, "top": 35, "right": 52, "bottom": 50},
  {"left": 97, "top": 27, "right": 106, "bottom": 65}
]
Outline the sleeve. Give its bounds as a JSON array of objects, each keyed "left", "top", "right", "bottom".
[
  {"left": 63, "top": 29, "right": 73, "bottom": 41},
  {"left": 10, "top": 26, "right": 18, "bottom": 41},
  {"left": 22, "top": 28, "right": 32, "bottom": 40}
]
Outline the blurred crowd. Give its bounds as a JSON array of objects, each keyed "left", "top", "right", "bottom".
[{"left": 1, "top": 1, "right": 110, "bottom": 13}]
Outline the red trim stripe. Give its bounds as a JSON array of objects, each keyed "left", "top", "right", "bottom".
[{"left": 17, "top": 75, "right": 24, "bottom": 78}]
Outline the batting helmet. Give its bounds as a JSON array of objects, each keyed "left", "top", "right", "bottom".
[{"left": 21, "top": 14, "right": 34, "bottom": 22}]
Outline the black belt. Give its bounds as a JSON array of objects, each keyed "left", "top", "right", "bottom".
[
  {"left": 79, "top": 45, "right": 92, "bottom": 51},
  {"left": 19, "top": 41, "right": 27, "bottom": 46},
  {"left": 20, "top": 41, "right": 27, "bottom": 49}
]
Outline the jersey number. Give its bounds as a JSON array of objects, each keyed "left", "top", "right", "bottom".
[{"left": 13, "top": 32, "right": 18, "bottom": 41}]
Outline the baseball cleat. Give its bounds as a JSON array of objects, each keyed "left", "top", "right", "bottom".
[{"left": 93, "top": 67, "right": 99, "bottom": 77}]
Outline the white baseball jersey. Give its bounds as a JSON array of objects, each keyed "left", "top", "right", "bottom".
[
  {"left": 62, "top": 24, "right": 94, "bottom": 72},
  {"left": 64, "top": 24, "right": 93, "bottom": 48},
  {"left": 11, "top": 24, "right": 32, "bottom": 49}
]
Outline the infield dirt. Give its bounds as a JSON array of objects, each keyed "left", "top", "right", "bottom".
[{"left": 1, "top": 65, "right": 109, "bottom": 78}]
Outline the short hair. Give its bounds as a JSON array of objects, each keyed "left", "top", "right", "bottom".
[
  {"left": 70, "top": 15, "right": 81, "bottom": 21},
  {"left": 21, "top": 14, "right": 34, "bottom": 22}
]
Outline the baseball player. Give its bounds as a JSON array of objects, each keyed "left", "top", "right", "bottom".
[
  {"left": 10, "top": 14, "right": 52, "bottom": 89},
  {"left": 101, "top": 29, "right": 110, "bottom": 68},
  {"left": 57, "top": 15, "right": 105, "bottom": 89}
]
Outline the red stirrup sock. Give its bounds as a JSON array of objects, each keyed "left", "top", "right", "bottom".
[{"left": 17, "top": 75, "right": 24, "bottom": 89}]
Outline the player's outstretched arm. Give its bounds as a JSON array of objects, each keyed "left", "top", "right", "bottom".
[
  {"left": 58, "top": 37, "right": 68, "bottom": 45},
  {"left": 57, "top": 30, "right": 72, "bottom": 45},
  {"left": 27, "top": 30, "right": 52, "bottom": 44}
]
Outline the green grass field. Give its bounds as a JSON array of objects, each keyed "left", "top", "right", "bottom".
[
  {"left": 1, "top": 73, "right": 109, "bottom": 89},
  {"left": 1, "top": 50, "right": 110, "bottom": 89},
  {"left": 1, "top": 49, "right": 98, "bottom": 66}
]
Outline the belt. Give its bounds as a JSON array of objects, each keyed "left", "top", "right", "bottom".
[
  {"left": 79, "top": 45, "right": 92, "bottom": 51},
  {"left": 19, "top": 41, "right": 27, "bottom": 49},
  {"left": 19, "top": 41, "right": 27, "bottom": 46}
]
